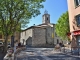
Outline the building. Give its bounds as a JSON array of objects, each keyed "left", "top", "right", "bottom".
[
  {"left": 20, "top": 10, "right": 66, "bottom": 47},
  {"left": 67, "top": 0, "right": 80, "bottom": 47},
  {"left": 0, "top": 31, "right": 20, "bottom": 43}
]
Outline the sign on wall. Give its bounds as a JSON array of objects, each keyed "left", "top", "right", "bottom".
[{"left": 52, "top": 33, "right": 54, "bottom": 38}]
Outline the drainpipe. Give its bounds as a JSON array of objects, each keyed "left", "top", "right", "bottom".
[{"left": 53, "top": 24, "right": 54, "bottom": 45}]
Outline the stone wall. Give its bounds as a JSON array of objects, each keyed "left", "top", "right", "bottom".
[
  {"left": 20, "top": 29, "right": 33, "bottom": 45},
  {"left": 46, "top": 26, "right": 53, "bottom": 44},
  {"left": 50, "top": 24, "right": 67, "bottom": 45},
  {"left": 32, "top": 28, "right": 46, "bottom": 46},
  {"left": 54, "top": 32, "right": 67, "bottom": 45},
  {"left": 20, "top": 23, "right": 67, "bottom": 47}
]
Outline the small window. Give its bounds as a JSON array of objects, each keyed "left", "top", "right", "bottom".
[
  {"left": 47, "top": 17, "right": 48, "bottom": 20},
  {"left": 0, "top": 35, "right": 2, "bottom": 39},
  {"left": 25, "top": 31, "right": 26, "bottom": 36},
  {"left": 75, "top": 14, "right": 80, "bottom": 27},
  {"left": 76, "top": 35, "right": 80, "bottom": 46},
  {"left": 74, "top": 0, "right": 80, "bottom": 7}
]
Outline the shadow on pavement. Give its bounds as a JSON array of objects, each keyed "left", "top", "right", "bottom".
[
  {"left": 0, "top": 52, "right": 6, "bottom": 60},
  {"left": 16, "top": 56, "right": 46, "bottom": 60},
  {"left": 47, "top": 53, "right": 80, "bottom": 60}
]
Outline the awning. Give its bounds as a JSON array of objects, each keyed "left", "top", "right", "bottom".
[{"left": 67, "top": 30, "right": 80, "bottom": 36}]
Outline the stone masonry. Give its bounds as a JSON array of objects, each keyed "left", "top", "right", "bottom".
[
  {"left": 20, "top": 10, "right": 67, "bottom": 47},
  {"left": 32, "top": 27, "right": 46, "bottom": 46}
]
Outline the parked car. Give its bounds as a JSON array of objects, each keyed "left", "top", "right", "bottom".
[
  {"left": 0, "top": 42, "right": 4, "bottom": 51},
  {"left": 0, "top": 42, "right": 3, "bottom": 47},
  {"left": 8, "top": 43, "right": 11, "bottom": 48}
]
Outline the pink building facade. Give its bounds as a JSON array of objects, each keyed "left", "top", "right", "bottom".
[{"left": 67, "top": 0, "right": 80, "bottom": 47}]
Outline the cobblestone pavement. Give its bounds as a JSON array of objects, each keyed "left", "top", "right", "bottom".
[{"left": 15, "top": 48, "right": 80, "bottom": 60}]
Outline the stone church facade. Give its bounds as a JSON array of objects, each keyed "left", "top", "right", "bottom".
[{"left": 20, "top": 11, "right": 67, "bottom": 47}]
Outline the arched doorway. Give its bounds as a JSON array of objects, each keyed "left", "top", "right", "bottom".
[{"left": 57, "top": 39, "right": 59, "bottom": 44}]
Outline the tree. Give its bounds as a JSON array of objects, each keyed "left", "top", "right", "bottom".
[
  {"left": 0, "top": 0, "right": 45, "bottom": 53},
  {"left": 55, "top": 11, "right": 70, "bottom": 40}
]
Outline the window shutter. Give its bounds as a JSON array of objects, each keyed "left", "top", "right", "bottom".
[
  {"left": 75, "top": 15, "right": 79, "bottom": 26},
  {"left": 78, "top": 15, "right": 80, "bottom": 26},
  {"left": 78, "top": 0, "right": 80, "bottom": 5},
  {"left": 74, "top": 0, "right": 79, "bottom": 7}
]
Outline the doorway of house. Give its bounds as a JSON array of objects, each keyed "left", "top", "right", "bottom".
[
  {"left": 76, "top": 35, "right": 80, "bottom": 46},
  {"left": 76, "top": 35, "right": 80, "bottom": 53}
]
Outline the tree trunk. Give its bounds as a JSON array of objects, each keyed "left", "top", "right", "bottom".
[{"left": 3, "top": 34, "right": 8, "bottom": 54}]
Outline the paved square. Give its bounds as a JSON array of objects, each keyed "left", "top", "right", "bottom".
[{"left": 15, "top": 47, "right": 80, "bottom": 60}]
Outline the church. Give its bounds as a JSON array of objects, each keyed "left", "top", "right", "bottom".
[{"left": 20, "top": 11, "right": 67, "bottom": 47}]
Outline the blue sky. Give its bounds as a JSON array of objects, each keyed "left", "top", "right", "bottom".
[{"left": 27, "top": 0, "right": 68, "bottom": 27}]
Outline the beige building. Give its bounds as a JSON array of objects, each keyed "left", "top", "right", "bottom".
[
  {"left": 0, "top": 31, "right": 20, "bottom": 43},
  {"left": 67, "top": 0, "right": 80, "bottom": 47},
  {"left": 20, "top": 11, "right": 66, "bottom": 47}
]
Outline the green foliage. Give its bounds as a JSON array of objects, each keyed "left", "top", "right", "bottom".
[
  {"left": 55, "top": 11, "right": 70, "bottom": 40},
  {"left": 0, "top": 0, "right": 45, "bottom": 53},
  {"left": 0, "top": 0, "right": 45, "bottom": 35}
]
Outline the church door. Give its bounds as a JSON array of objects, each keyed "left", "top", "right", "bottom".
[{"left": 57, "top": 39, "right": 59, "bottom": 44}]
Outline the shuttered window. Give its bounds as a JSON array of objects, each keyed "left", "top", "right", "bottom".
[
  {"left": 75, "top": 14, "right": 80, "bottom": 27},
  {"left": 74, "top": 0, "right": 80, "bottom": 7}
]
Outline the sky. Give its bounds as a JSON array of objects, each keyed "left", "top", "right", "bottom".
[{"left": 27, "top": 0, "right": 68, "bottom": 28}]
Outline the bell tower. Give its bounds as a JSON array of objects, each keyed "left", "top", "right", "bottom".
[{"left": 42, "top": 10, "right": 50, "bottom": 24}]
